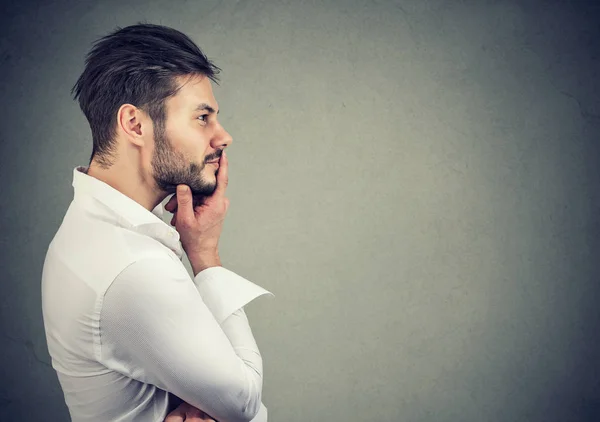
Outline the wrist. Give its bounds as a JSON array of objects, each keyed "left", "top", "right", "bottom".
[{"left": 188, "top": 251, "right": 221, "bottom": 276}]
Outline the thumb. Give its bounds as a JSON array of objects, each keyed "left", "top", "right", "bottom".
[
  {"left": 164, "top": 407, "right": 185, "bottom": 422},
  {"left": 176, "top": 185, "right": 193, "bottom": 224}
]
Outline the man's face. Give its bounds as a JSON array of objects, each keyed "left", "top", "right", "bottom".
[{"left": 151, "top": 74, "right": 232, "bottom": 198}]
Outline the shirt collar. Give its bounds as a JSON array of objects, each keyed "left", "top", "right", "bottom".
[{"left": 72, "top": 166, "right": 183, "bottom": 259}]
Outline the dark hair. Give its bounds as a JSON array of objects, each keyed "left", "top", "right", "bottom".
[{"left": 71, "top": 22, "right": 221, "bottom": 168}]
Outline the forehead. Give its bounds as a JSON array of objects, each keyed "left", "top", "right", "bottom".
[{"left": 167, "top": 74, "right": 217, "bottom": 111}]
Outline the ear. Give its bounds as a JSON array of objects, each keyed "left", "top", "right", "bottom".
[{"left": 116, "top": 104, "right": 151, "bottom": 147}]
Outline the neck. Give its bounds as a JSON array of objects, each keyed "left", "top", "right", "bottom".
[{"left": 86, "top": 159, "right": 167, "bottom": 212}]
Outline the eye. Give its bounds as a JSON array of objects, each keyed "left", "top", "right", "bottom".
[{"left": 197, "top": 114, "right": 208, "bottom": 125}]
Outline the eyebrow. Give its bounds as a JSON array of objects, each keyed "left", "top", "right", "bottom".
[{"left": 194, "top": 103, "right": 219, "bottom": 114}]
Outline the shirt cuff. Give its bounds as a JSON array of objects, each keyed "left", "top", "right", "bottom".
[{"left": 193, "top": 266, "right": 274, "bottom": 324}]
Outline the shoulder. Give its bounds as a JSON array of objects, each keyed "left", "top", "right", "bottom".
[{"left": 46, "top": 206, "right": 181, "bottom": 294}]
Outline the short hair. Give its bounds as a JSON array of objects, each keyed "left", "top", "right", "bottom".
[{"left": 71, "top": 22, "right": 221, "bottom": 168}]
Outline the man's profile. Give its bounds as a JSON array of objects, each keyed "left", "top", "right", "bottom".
[{"left": 41, "top": 23, "right": 273, "bottom": 422}]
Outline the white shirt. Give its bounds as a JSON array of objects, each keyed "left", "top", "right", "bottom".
[{"left": 41, "top": 166, "right": 274, "bottom": 422}]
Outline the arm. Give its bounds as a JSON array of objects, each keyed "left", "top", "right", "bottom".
[
  {"left": 100, "top": 257, "right": 266, "bottom": 422},
  {"left": 189, "top": 266, "right": 273, "bottom": 422},
  {"left": 167, "top": 308, "right": 270, "bottom": 422},
  {"left": 219, "top": 309, "right": 269, "bottom": 422},
  {"left": 161, "top": 151, "right": 272, "bottom": 421},
  {"left": 191, "top": 266, "right": 273, "bottom": 421}
]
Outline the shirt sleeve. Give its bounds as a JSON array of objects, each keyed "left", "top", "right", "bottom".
[
  {"left": 196, "top": 267, "right": 274, "bottom": 422},
  {"left": 193, "top": 266, "right": 274, "bottom": 325},
  {"left": 99, "top": 257, "right": 271, "bottom": 422},
  {"left": 221, "top": 309, "right": 269, "bottom": 422}
]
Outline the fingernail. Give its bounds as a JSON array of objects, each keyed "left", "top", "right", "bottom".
[{"left": 177, "top": 185, "right": 187, "bottom": 194}]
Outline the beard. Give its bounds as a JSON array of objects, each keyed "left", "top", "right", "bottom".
[{"left": 151, "top": 126, "right": 218, "bottom": 202}]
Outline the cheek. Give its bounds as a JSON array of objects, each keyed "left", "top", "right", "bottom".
[
  {"left": 170, "top": 127, "right": 200, "bottom": 155},
  {"left": 169, "top": 122, "right": 211, "bottom": 159}
]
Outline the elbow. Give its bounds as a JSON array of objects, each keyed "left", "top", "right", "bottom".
[
  {"left": 217, "top": 375, "right": 262, "bottom": 422},
  {"left": 210, "top": 374, "right": 262, "bottom": 422},
  {"left": 240, "top": 394, "right": 262, "bottom": 422},
  {"left": 183, "top": 361, "right": 263, "bottom": 422}
]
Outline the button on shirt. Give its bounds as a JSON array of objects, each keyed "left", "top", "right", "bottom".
[{"left": 41, "top": 166, "right": 274, "bottom": 422}]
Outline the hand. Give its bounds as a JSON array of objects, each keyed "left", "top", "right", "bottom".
[
  {"left": 164, "top": 151, "right": 230, "bottom": 262},
  {"left": 164, "top": 401, "right": 217, "bottom": 421}
]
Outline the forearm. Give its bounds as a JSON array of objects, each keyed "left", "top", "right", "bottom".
[
  {"left": 189, "top": 252, "right": 222, "bottom": 276},
  {"left": 221, "top": 309, "right": 263, "bottom": 378},
  {"left": 187, "top": 265, "right": 274, "bottom": 420},
  {"left": 179, "top": 310, "right": 265, "bottom": 422},
  {"left": 103, "top": 257, "right": 264, "bottom": 422}
]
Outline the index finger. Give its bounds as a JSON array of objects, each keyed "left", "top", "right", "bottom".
[
  {"left": 213, "top": 150, "right": 228, "bottom": 197},
  {"left": 165, "top": 194, "right": 177, "bottom": 212}
]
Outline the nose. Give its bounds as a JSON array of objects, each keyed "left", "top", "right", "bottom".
[{"left": 212, "top": 123, "right": 233, "bottom": 149}]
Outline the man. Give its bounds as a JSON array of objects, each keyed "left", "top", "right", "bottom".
[{"left": 41, "top": 23, "right": 273, "bottom": 422}]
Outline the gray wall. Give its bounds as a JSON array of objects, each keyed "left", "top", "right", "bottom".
[{"left": 1, "top": 0, "right": 599, "bottom": 421}]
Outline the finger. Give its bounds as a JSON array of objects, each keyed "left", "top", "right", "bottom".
[
  {"left": 184, "top": 407, "right": 214, "bottom": 421},
  {"left": 165, "top": 194, "right": 178, "bottom": 212},
  {"left": 213, "top": 150, "right": 228, "bottom": 197},
  {"left": 186, "top": 407, "right": 204, "bottom": 417},
  {"left": 164, "top": 409, "right": 185, "bottom": 422},
  {"left": 175, "top": 185, "right": 193, "bottom": 225},
  {"left": 198, "top": 410, "right": 217, "bottom": 421},
  {"left": 224, "top": 197, "right": 230, "bottom": 213},
  {"left": 183, "top": 410, "right": 212, "bottom": 422}
]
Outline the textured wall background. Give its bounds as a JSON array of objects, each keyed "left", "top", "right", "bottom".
[{"left": 1, "top": 0, "right": 599, "bottom": 421}]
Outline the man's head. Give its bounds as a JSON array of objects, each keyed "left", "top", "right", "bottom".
[{"left": 71, "top": 23, "right": 232, "bottom": 197}]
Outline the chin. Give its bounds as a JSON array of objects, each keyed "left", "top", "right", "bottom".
[{"left": 190, "top": 184, "right": 217, "bottom": 198}]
